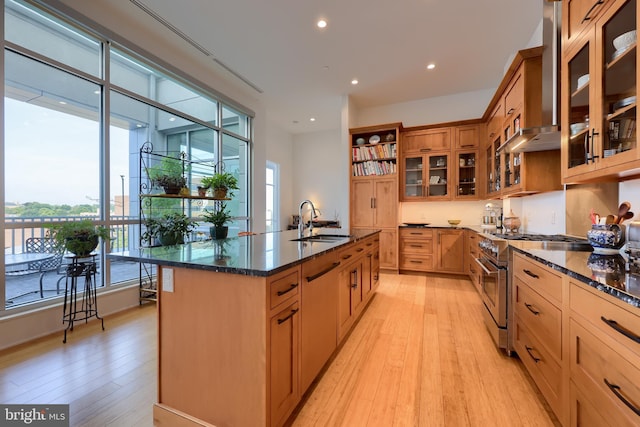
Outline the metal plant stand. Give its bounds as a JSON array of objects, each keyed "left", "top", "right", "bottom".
[{"left": 62, "top": 254, "right": 104, "bottom": 343}]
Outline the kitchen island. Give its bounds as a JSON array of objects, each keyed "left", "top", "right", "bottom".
[{"left": 108, "top": 228, "right": 380, "bottom": 427}]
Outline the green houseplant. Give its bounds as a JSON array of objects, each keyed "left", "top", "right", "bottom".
[
  {"left": 146, "top": 156, "right": 187, "bottom": 195},
  {"left": 142, "top": 212, "right": 198, "bottom": 246},
  {"left": 202, "top": 203, "right": 233, "bottom": 239},
  {"left": 200, "top": 172, "right": 239, "bottom": 199},
  {"left": 46, "top": 219, "right": 112, "bottom": 256}
]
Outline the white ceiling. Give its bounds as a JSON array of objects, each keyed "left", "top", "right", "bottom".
[{"left": 78, "top": 0, "right": 544, "bottom": 134}]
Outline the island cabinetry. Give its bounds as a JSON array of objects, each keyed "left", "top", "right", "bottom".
[
  {"left": 300, "top": 251, "right": 340, "bottom": 392},
  {"left": 399, "top": 228, "right": 433, "bottom": 272},
  {"left": 336, "top": 238, "right": 372, "bottom": 340},
  {"left": 512, "top": 252, "right": 564, "bottom": 422},
  {"left": 569, "top": 282, "right": 640, "bottom": 426}
]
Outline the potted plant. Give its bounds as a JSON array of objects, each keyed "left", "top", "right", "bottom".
[
  {"left": 202, "top": 203, "right": 233, "bottom": 239},
  {"left": 147, "top": 156, "right": 187, "bottom": 195},
  {"left": 200, "top": 171, "right": 239, "bottom": 199},
  {"left": 46, "top": 219, "right": 112, "bottom": 256},
  {"left": 142, "top": 212, "right": 199, "bottom": 246}
]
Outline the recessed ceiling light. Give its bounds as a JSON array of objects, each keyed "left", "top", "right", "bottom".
[
  {"left": 293, "top": 120, "right": 299, "bottom": 124},
  {"left": 94, "top": 90, "right": 100, "bottom": 95},
  {"left": 426, "top": 63, "right": 436, "bottom": 70},
  {"left": 136, "top": 124, "right": 143, "bottom": 128},
  {"left": 317, "top": 19, "right": 327, "bottom": 29},
  {"left": 351, "top": 79, "right": 359, "bottom": 85},
  {"left": 59, "top": 101, "right": 67, "bottom": 105},
  {"left": 169, "top": 117, "right": 176, "bottom": 122},
  {"left": 310, "top": 117, "right": 316, "bottom": 122}
]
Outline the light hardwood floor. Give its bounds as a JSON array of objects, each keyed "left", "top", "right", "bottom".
[{"left": 0, "top": 273, "right": 558, "bottom": 426}]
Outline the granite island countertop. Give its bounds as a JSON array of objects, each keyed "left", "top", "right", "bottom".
[
  {"left": 512, "top": 246, "right": 640, "bottom": 309},
  {"left": 107, "top": 228, "right": 380, "bottom": 277}
]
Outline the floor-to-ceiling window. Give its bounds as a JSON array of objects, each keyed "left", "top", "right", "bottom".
[
  {"left": 2, "top": 0, "right": 253, "bottom": 311},
  {"left": 266, "top": 161, "right": 279, "bottom": 232}
]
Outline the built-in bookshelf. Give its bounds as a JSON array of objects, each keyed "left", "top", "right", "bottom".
[{"left": 351, "top": 129, "right": 397, "bottom": 177}]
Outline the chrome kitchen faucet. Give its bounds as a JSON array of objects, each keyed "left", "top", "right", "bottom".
[{"left": 298, "top": 199, "right": 318, "bottom": 238}]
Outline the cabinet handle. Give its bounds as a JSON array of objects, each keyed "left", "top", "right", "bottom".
[
  {"left": 373, "top": 198, "right": 377, "bottom": 209},
  {"left": 276, "top": 283, "right": 299, "bottom": 296},
  {"left": 370, "top": 198, "right": 374, "bottom": 209},
  {"left": 409, "top": 260, "right": 423, "bottom": 264},
  {"left": 524, "top": 303, "right": 540, "bottom": 315},
  {"left": 367, "top": 253, "right": 373, "bottom": 258},
  {"left": 489, "top": 132, "right": 495, "bottom": 138},
  {"left": 523, "top": 269, "right": 539, "bottom": 279},
  {"left": 420, "top": 148, "right": 432, "bottom": 153},
  {"left": 525, "top": 346, "right": 541, "bottom": 363},
  {"left": 507, "top": 108, "right": 515, "bottom": 115},
  {"left": 356, "top": 248, "right": 364, "bottom": 253},
  {"left": 277, "top": 308, "right": 299, "bottom": 324},
  {"left": 584, "top": 131, "right": 591, "bottom": 164},
  {"left": 410, "top": 244, "right": 423, "bottom": 248},
  {"left": 604, "top": 378, "right": 640, "bottom": 416},
  {"left": 601, "top": 316, "right": 640, "bottom": 344},
  {"left": 581, "top": 0, "right": 605, "bottom": 23},
  {"left": 342, "top": 254, "right": 353, "bottom": 261},
  {"left": 460, "top": 144, "right": 474, "bottom": 148},
  {"left": 306, "top": 262, "right": 341, "bottom": 282},
  {"left": 590, "top": 128, "right": 600, "bottom": 161},
  {"left": 351, "top": 270, "right": 358, "bottom": 288}
]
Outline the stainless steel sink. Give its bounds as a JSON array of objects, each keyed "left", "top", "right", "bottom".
[{"left": 290, "top": 234, "right": 351, "bottom": 243}]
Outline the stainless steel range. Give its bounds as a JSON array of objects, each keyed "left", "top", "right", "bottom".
[{"left": 476, "top": 232, "right": 591, "bottom": 353}]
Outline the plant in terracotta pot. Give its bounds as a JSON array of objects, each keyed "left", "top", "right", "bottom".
[
  {"left": 46, "top": 219, "right": 112, "bottom": 256},
  {"left": 141, "top": 212, "right": 198, "bottom": 246},
  {"left": 147, "top": 156, "right": 187, "bottom": 195},
  {"left": 202, "top": 203, "right": 233, "bottom": 239},
  {"left": 200, "top": 172, "right": 239, "bottom": 199}
]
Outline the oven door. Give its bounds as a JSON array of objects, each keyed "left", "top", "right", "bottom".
[{"left": 474, "top": 256, "right": 507, "bottom": 328}]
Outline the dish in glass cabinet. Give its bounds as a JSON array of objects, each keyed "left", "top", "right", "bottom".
[
  {"left": 355, "top": 137, "right": 366, "bottom": 145},
  {"left": 613, "top": 96, "right": 636, "bottom": 112},
  {"left": 369, "top": 135, "right": 381, "bottom": 144}
]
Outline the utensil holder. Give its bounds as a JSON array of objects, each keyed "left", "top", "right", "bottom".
[{"left": 587, "top": 224, "right": 626, "bottom": 254}]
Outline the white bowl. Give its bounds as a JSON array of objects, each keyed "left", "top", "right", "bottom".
[
  {"left": 577, "top": 74, "right": 589, "bottom": 89},
  {"left": 613, "top": 30, "right": 637, "bottom": 51},
  {"left": 570, "top": 122, "right": 587, "bottom": 135}
]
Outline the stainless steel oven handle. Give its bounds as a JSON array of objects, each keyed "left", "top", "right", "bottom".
[{"left": 474, "top": 258, "right": 500, "bottom": 276}]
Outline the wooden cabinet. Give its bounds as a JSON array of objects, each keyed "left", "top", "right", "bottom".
[
  {"left": 466, "top": 230, "right": 481, "bottom": 293},
  {"left": 403, "top": 127, "right": 451, "bottom": 152},
  {"left": 300, "top": 251, "right": 340, "bottom": 392},
  {"left": 511, "top": 252, "right": 565, "bottom": 422},
  {"left": 564, "top": 0, "right": 615, "bottom": 48},
  {"left": 399, "top": 227, "right": 433, "bottom": 271},
  {"left": 483, "top": 48, "right": 562, "bottom": 198},
  {"left": 401, "top": 152, "right": 451, "bottom": 200},
  {"left": 455, "top": 123, "right": 481, "bottom": 149},
  {"left": 569, "top": 282, "right": 640, "bottom": 426},
  {"left": 350, "top": 124, "right": 400, "bottom": 270},
  {"left": 399, "top": 228, "right": 464, "bottom": 274},
  {"left": 562, "top": 0, "right": 639, "bottom": 183},
  {"left": 454, "top": 150, "right": 478, "bottom": 199},
  {"left": 434, "top": 228, "right": 465, "bottom": 273},
  {"left": 270, "top": 300, "right": 300, "bottom": 427}
]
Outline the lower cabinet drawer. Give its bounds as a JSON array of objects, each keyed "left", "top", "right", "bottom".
[
  {"left": 570, "top": 319, "right": 640, "bottom": 427},
  {"left": 513, "top": 316, "right": 562, "bottom": 418},
  {"left": 400, "top": 238, "right": 433, "bottom": 255},
  {"left": 269, "top": 268, "right": 300, "bottom": 310},
  {"left": 514, "top": 280, "right": 562, "bottom": 360},
  {"left": 513, "top": 253, "right": 562, "bottom": 303},
  {"left": 399, "top": 255, "right": 433, "bottom": 271},
  {"left": 570, "top": 380, "right": 613, "bottom": 427}
]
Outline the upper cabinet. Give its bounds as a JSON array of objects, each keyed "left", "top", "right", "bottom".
[
  {"left": 564, "top": 0, "right": 615, "bottom": 47},
  {"left": 401, "top": 122, "right": 482, "bottom": 201},
  {"left": 483, "top": 48, "right": 562, "bottom": 198},
  {"left": 562, "top": 0, "right": 639, "bottom": 183}
]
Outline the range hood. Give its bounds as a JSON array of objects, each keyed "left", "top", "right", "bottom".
[{"left": 499, "top": 0, "right": 561, "bottom": 154}]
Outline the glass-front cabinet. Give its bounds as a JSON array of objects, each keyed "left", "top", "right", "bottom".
[
  {"left": 562, "top": 0, "right": 638, "bottom": 182},
  {"left": 455, "top": 151, "right": 477, "bottom": 198},
  {"left": 402, "top": 153, "right": 450, "bottom": 200}
]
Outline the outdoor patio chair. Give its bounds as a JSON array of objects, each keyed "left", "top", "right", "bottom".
[{"left": 6, "top": 237, "right": 65, "bottom": 298}]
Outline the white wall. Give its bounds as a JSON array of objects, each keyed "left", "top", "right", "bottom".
[
  {"left": 619, "top": 178, "right": 640, "bottom": 223},
  {"left": 354, "top": 88, "right": 495, "bottom": 128},
  {"left": 400, "top": 200, "right": 488, "bottom": 227},
  {"left": 292, "top": 130, "right": 349, "bottom": 229},
  {"left": 265, "top": 120, "right": 294, "bottom": 231}
]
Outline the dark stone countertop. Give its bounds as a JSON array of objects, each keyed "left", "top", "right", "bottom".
[
  {"left": 107, "top": 228, "right": 380, "bottom": 277},
  {"left": 512, "top": 246, "right": 640, "bottom": 309}
]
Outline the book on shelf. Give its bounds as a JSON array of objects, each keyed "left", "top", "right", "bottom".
[
  {"left": 352, "top": 143, "right": 396, "bottom": 162},
  {"left": 352, "top": 160, "right": 397, "bottom": 176}
]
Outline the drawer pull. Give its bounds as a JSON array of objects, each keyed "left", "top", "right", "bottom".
[
  {"left": 604, "top": 378, "right": 640, "bottom": 416},
  {"left": 524, "top": 303, "right": 540, "bottom": 315},
  {"left": 277, "top": 308, "right": 299, "bottom": 324},
  {"left": 523, "top": 269, "right": 539, "bottom": 279},
  {"left": 356, "top": 248, "right": 364, "bottom": 253},
  {"left": 409, "top": 232, "right": 423, "bottom": 235},
  {"left": 342, "top": 254, "right": 353, "bottom": 261},
  {"left": 409, "top": 260, "right": 423, "bottom": 264},
  {"left": 507, "top": 108, "right": 515, "bottom": 115},
  {"left": 409, "top": 244, "right": 423, "bottom": 248},
  {"left": 525, "top": 346, "right": 541, "bottom": 363},
  {"left": 306, "top": 262, "right": 341, "bottom": 282},
  {"left": 276, "top": 283, "right": 299, "bottom": 296},
  {"left": 601, "top": 316, "right": 640, "bottom": 344}
]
